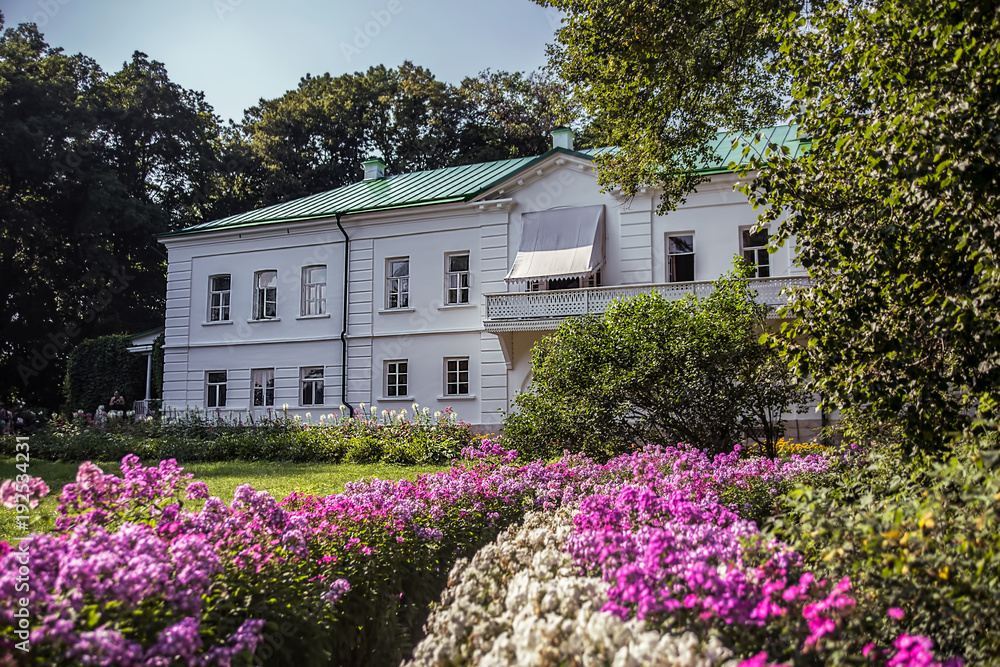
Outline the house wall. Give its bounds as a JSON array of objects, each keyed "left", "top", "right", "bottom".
[
  {"left": 160, "top": 155, "right": 818, "bottom": 434},
  {"left": 161, "top": 224, "right": 346, "bottom": 419}
]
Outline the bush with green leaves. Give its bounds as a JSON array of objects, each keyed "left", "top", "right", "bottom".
[
  {"left": 503, "top": 266, "right": 807, "bottom": 461},
  {"left": 62, "top": 335, "right": 147, "bottom": 412},
  {"left": 755, "top": 435, "right": 1000, "bottom": 663},
  {"left": 4, "top": 406, "right": 478, "bottom": 465}
]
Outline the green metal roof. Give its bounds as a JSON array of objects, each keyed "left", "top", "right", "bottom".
[{"left": 163, "top": 126, "right": 803, "bottom": 238}]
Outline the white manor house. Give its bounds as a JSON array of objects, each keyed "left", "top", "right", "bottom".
[{"left": 158, "top": 126, "right": 822, "bottom": 435}]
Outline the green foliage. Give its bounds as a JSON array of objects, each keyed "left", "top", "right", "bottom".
[
  {"left": 503, "top": 267, "right": 807, "bottom": 460},
  {"left": 744, "top": 0, "right": 1000, "bottom": 450},
  {"left": 535, "top": 0, "right": 800, "bottom": 212},
  {"left": 4, "top": 408, "right": 478, "bottom": 466},
  {"left": 760, "top": 437, "right": 1000, "bottom": 664},
  {"left": 0, "top": 21, "right": 216, "bottom": 408},
  {"left": 62, "top": 335, "right": 146, "bottom": 413}
]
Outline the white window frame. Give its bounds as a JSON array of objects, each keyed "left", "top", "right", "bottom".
[
  {"left": 445, "top": 253, "right": 470, "bottom": 305},
  {"left": 740, "top": 226, "right": 771, "bottom": 278},
  {"left": 386, "top": 258, "right": 409, "bottom": 309},
  {"left": 206, "top": 371, "right": 227, "bottom": 408},
  {"left": 385, "top": 360, "right": 408, "bottom": 398},
  {"left": 208, "top": 274, "right": 232, "bottom": 322},
  {"left": 444, "top": 357, "right": 470, "bottom": 396},
  {"left": 301, "top": 265, "right": 327, "bottom": 316},
  {"left": 300, "top": 367, "right": 325, "bottom": 406},
  {"left": 667, "top": 234, "right": 695, "bottom": 282},
  {"left": 251, "top": 368, "right": 275, "bottom": 407},
  {"left": 253, "top": 270, "right": 278, "bottom": 320}
]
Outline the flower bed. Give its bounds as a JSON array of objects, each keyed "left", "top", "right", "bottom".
[{"left": 0, "top": 440, "right": 981, "bottom": 665}]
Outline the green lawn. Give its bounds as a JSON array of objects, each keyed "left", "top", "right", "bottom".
[{"left": 0, "top": 457, "right": 450, "bottom": 544}]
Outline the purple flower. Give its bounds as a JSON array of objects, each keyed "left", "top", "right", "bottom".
[
  {"left": 185, "top": 481, "right": 210, "bottom": 500},
  {"left": 322, "top": 578, "right": 351, "bottom": 605}
]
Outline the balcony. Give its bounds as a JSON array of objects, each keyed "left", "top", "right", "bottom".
[{"left": 483, "top": 276, "right": 813, "bottom": 332}]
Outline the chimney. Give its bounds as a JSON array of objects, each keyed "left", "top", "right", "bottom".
[
  {"left": 362, "top": 156, "right": 386, "bottom": 180},
  {"left": 551, "top": 126, "right": 574, "bottom": 151}
]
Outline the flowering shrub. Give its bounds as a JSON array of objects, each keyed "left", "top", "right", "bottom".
[
  {"left": 759, "top": 441, "right": 1000, "bottom": 664},
  {"left": 0, "top": 440, "right": 978, "bottom": 665},
  {"left": 409, "top": 507, "right": 734, "bottom": 666}
]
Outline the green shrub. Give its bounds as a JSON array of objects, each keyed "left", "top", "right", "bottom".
[
  {"left": 63, "top": 335, "right": 146, "bottom": 412},
  {"left": 503, "top": 266, "right": 808, "bottom": 461},
  {"left": 759, "top": 436, "right": 1000, "bottom": 663},
  {"left": 3, "top": 407, "right": 476, "bottom": 466}
]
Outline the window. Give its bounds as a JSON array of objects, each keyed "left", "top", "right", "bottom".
[
  {"left": 667, "top": 235, "right": 695, "bottom": 282},
  {"left": 301, "top": 265, "right": 327, "bottom": 316},
  {"left": 386, "top": 258, "right": 409, "bottom": 309},
  {"left": 253, "top": 270, "right": 278, "bottom": 319},
  {"left": 252, "top": 368, "right": 275, "bottom": 407},
  {"left": 445, "top": 254, "right": 470, "bottom": 304},
  {"left": 741, "top": 227, "right": 771, "bottom": 278},
  {"left": 206, "top": 371, "right": 227, "bottom": 408},
  {"left": 526, "top": 271, "right": 601, "bottom": 292},
  {"left": 208, "top": 275, "right": 231, "bottom": 322},
  {"left": 300, "top": 367, "right": 324, "bottom": 406},
  {"left": 445, "top": 357, "right": 469, "bottom": 396},
  {"left": 386, "top": 360, "right": 408, "bottom": 397}
]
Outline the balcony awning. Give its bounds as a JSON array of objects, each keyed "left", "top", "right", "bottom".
[{"left": 504, "top": 205, "right": 605, "bottom": 283}]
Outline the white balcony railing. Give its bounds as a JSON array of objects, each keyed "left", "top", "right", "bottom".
[{"left": 484, "top": 277, "right": 812, "bottom": 326}]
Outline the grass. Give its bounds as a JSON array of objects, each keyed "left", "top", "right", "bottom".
[{"left": 0, "top": 457, "right": 450, "bottom": 544}]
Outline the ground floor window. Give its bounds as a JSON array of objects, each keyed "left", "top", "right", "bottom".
[
  {"left": 386, "top": 360, "right": 408, "bottom": 397},
  {"left": 206, "top": 371, "right": 227, "bottom": 408},
  {"left": 445, "top": 357, "right": 469, "bottom": 396},
  {"left": 252, "top": 368, "right": 275, "bottom": 407},
  {"left": 301, "top": 367, "right": 324, "bottom": 406}
]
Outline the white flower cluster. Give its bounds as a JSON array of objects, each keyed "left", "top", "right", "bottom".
[{"left": 407, "top": 508, "right": 734, "bottom": 667}]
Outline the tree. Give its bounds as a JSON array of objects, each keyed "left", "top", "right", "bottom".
[
  {"left": 503, "top": 267, "right": 806, "bottom": 461},
  {"left": 538, "top": 0, "right": 1000, "bottom": 449},
  {"left": 745, "top": 0, "right": 1000, "bottom": 448},
  {"left": 457, "top": 69, "right": 584, "bottom": 162},
  {"left": 535, "top": 0, "right": 800, "bottom": 212},
  {"left": 0, "top": 18, "right": 223, "bottom": 409}
]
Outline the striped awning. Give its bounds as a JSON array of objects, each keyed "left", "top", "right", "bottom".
[{"left": 505, "top": 205, "right": 605, "bottom": 283}]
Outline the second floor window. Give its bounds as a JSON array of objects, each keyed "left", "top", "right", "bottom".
[
  {"left": 741, "top": 227, "right": 771, "bottom": 278},
  {"left": 301, "top": 266, "right": 327, "bottom": 316},
  {"left": 446, "top": 254, "right": 470, "bottom": 304},
  {"left": 209, "top": 275, "right": 231, "bottom": 322},
  {"left": 387, "top": 258, "right": 409, "bottom": 309},
  {"left": 206, "top": 371, "right": 227, "bottom": 408},
  {"left": 253, "top": 270, "right": 278, "bottom": 319},
  {"left": 667, "top": 235, "right": 695, "bottom": 282}
]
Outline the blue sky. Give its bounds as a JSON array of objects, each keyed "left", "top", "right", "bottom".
[{"left": 3, "top": 0, "right": 561, "bottom": 122}]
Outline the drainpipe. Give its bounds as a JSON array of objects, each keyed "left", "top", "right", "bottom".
[{"left": 336, "top": 212, "right": 355, "bottom": 418}]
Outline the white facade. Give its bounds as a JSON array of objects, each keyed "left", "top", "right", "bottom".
[{"left": 159, "top": 136, "right": 818, "bottom": 433}]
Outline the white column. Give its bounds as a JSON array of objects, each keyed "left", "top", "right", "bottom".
[{"left": 145, "top": 353, "right": 152, "bottom": 401}]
